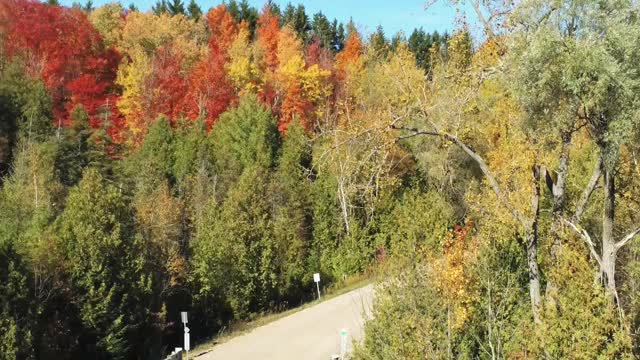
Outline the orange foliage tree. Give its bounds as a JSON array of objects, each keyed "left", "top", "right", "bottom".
[
  {"left": 206, "top": 4, "right": 238, "bottom": 56},
  {"left": 256, "top": 5, "right": 280, "bottom": 73},
  {"left": 335, "top": 31, "right": 363, "bottom": 73}
]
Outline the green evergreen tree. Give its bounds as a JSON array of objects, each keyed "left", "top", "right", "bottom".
[
  {"left": 226, "top": 0, "right": 259, "bottom": 39},
  {"left": 82, "top": 0, "right": 93, "bottom": 12},
  {"left": 226, "top": 0, "right": 240, "bottom": 19},
  {"left": 0, "top": 246, "right": 35, "bottom": 360},
  {"left": 210, "top": 95, "right": 279, "bottom": 196},
  {"left": 192, "top": 165, "right": 277, "bottom": 320},
  {"left": 346, "top": 18, "right": 357, "bottom": 38},
  {"left": 187, "top": 0, "right": 202, "bottom": 20},
  {"left": 309, "top": 170, "right": 343, "bottom": 279},
  {"left": 167, "top": 0, "right": 185, "bottom": 16},
  {"left": 311, "top": 12, "right": 332, "bottom": 49},
  {"left": 291, "top": 4, "right": 310, "bottom": 42},
  {"left": 124, "top": 116, "right": 175, "bottom": 194},
  {"left": 193, "top": 97, "right": 282, "bottom": 321},
  {"left": 331, "top": 20, "right": 345, "bottom": 52},
  {"left": 55, "top": 105, "right": 109, "bottom": 187},
  {"left": 271, "top": 121, "right": 313, "bottom": 301},
  {"left": 172, "top": 119, "right": 210, "bottom": 189},
  {"left": 281, "top": 3, "right": 295, "bottom": 25},
  {"left": 408, "top": 28, "right": 432, "bottom": 70},
  {"left": 58, "top": 169, "right": 149, "bottom": 359},
  {"left": 369, "top": 25, "right": 388, "bottom": 59},
  {"left": 267, "top": 1, "right": 281, "bottom": 18},
  {"left": 227, "top": 167, "right": 277, "bottom": 316},
  {"left": 152, "top": 0, "right": 168, "bottom": 15},
  {"left": 0, "top": 61, "right": 52, "bottom": 178}
]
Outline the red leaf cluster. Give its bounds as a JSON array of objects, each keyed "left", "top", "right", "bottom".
[
  {"left": 145, "top": 45, "right": 188, "bottom": 123},
  {"left": 304, "top": 39, "right": 333, "bottom": 71},
  {"left": 182, "top": 39, "right": 235, "bottom": 128},
  {"left": 206, "top": 4, "right": 238, "bottom": 55},
  {"left": 4, "top": 0, "right": 122, "bottom": 132}
]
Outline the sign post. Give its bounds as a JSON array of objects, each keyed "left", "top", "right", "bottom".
[
  {"left": 184, "top": 327, "right": 190, "bottom": 357},
  {"left": 181, "top": 312, "right": 189, "bottom": 360},
  {"left": 313, "top": 273, "right": 321, "bottom": 300},
  {"left": 340, "top": 329, "right": 348, "bottom": 358}
]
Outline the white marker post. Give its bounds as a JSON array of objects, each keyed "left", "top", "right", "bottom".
[
  {"left": 181, "top": 312, "right": 190, "bottom": 360},
  {"left": 313, "top": 273, "right": 321, "bottom": 300},
  {"left": 340, "top": 329, "right": 348, "bottom": 358}
]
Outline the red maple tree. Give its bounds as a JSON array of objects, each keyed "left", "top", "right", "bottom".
[
  {"left": 4, "top": 0, "right": 122, "bottom": 133},
  {"left": 182, "top": 39, "right": 235, "bottom": 128},
  {"left": 145, "top": 45, "right": 189, "bottom": 124}
]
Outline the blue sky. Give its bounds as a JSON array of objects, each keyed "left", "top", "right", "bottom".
[{"left": 60, "top": 0, "right": 482, "bottom": 37}]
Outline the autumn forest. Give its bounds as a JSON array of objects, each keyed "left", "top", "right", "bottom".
[{"left": 1, "top": 0, "right": 640, "bottom": 358}]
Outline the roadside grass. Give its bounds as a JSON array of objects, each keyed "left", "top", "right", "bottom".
[{"left": 191, "top": 272, "right": 374, "bottom": 357}]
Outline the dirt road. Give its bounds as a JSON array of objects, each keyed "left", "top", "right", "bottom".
[{"left": 196, "top": 284, "right": 374, "bottom": 360}]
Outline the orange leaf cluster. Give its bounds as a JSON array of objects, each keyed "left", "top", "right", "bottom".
[{"left": 206, "top": 4, "right": 238, "bottom": 55}]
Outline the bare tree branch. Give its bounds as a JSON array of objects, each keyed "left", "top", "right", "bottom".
[
  {"left": 468, "top": 0, "right": 497, "bottom": 39},
  {"left": 390, "top": 124, "right": 527, "bottom": 227},
  {"left": 563, "top": 218, "right": 602, "bottom": 266},
  {"left": 571, "top": 154, "right": 603, "bottom": 223},
  {"left": 615, "top": 227, "right": 640, "bottom": 250}
]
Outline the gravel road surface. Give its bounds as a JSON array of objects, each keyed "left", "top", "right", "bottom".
[{"left": 196, "top": 284, "right": 374, "bottom": 360}]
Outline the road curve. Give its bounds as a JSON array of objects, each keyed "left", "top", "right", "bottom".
[{"left": 196, "top": 284, "right": 374, "bottom": 360}]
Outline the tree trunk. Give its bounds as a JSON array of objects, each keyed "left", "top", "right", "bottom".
[
  {"left": 549, "top": 132, "right": 571, "bottom": 260},
  {"left": 527, "top": 229, "right": 542, "bottom": 322},
  {"left": 545, "top": 133, "right": 572, "bottom": 303},
  {"left": 527, "top": 165, "right": 542, "bottom": 323},
  {"left": 337, "top": 177, "right": 350, "bottom": 235},
  {"left": 600, "top": 168, "right": 618, "bottom": 304}
]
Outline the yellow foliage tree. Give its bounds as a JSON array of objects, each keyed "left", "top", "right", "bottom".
[
  {"left": 116, "top": 52, "right": 151, "bottom": 138},
  {"left": 276, "top": 26, "right": 302, "bottom": 69},
  {"left": 88, "top": 2, "right": 125, "bottom": 48},
  {"left": 119, "top": 11, "right": 206, "bottom": 68},
  {"left": 116, "top": 12, "right": 207, "bottom": 143},
  {"left": 432, "top": 222, "right": 477, "bottom": 331},
  {"left": 115, "top": 51, "right": 152, "bottom": 139},
  {"left": 226, "top": 26, "right": 261, "bottom": 94},
  {"left": 275, "top": 26, "right": 332, "bottom": 131}
]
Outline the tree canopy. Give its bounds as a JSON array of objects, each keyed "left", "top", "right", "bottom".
[{"left": 0, "top": 0, "right": 639, "bottom": 358}]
